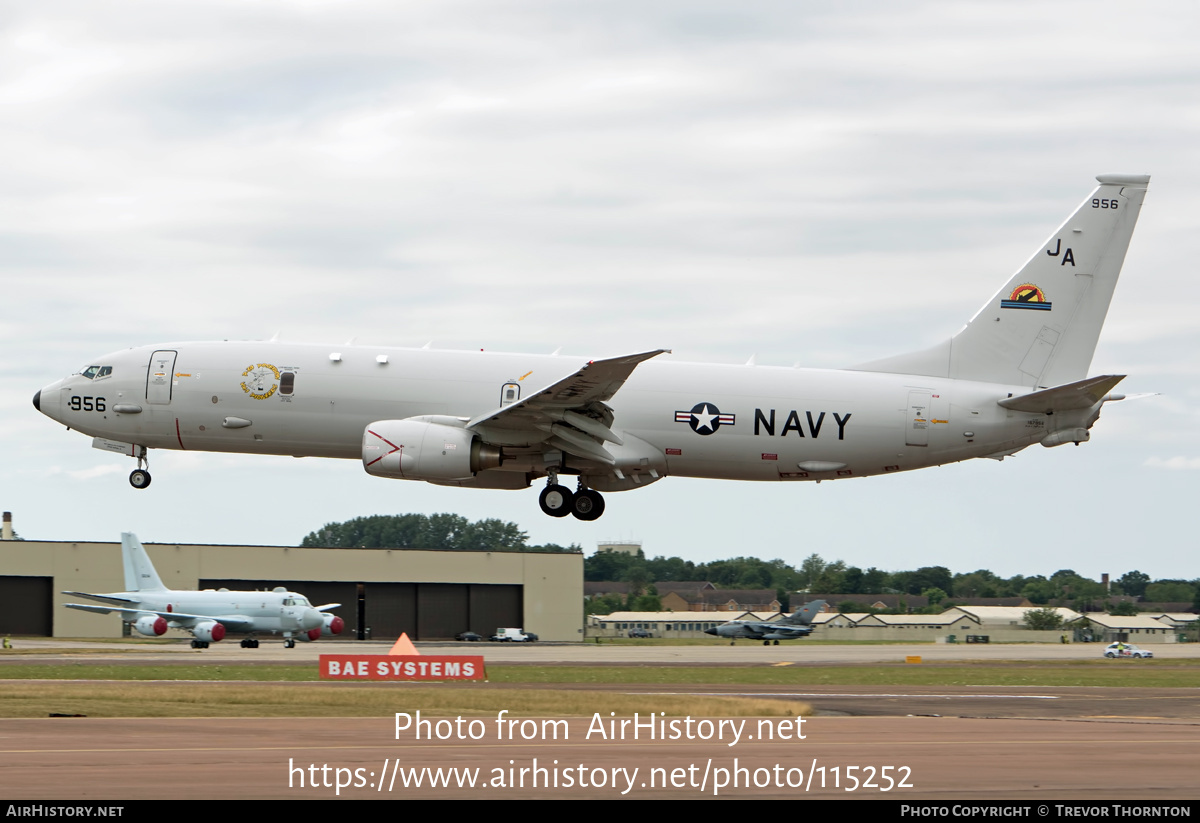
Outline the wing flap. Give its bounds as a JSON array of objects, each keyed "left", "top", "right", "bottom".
[
  {"left": 466, "top": 349, "right": 668, "bottom": 464},
  {"left": 468, "top": 349, "right": 669, "bottom": 430}
]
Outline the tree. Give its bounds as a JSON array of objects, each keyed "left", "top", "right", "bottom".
[
  {"left": 1022, "top": 607, "right": 1065, "bottom": 631},
  {"left": 922, "top": 587, "right": 948, "bottom": 606},
  {"left": 1107, "top": 601, "right": 1140, "bottom": 616},
  {"left": 1117, "top": 570, "right": 1150, "bottom": 598},
  {"left": 1145, "top": 581, "right": 1196, "bottom": 603},
  {"left": 300, "top": 513, "right": 560, "bottom": 552}
]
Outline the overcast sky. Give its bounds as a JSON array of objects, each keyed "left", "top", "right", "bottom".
[{"left": 5, "top": 1, "right": 1198, "bottom": 581}]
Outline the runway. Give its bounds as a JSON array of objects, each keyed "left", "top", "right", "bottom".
[
  {"left": 3, "top": 639, "right": 1197, "bottom": 799},
  {"left": 1, "top": 714, "right": 1196, "bottom": 799}
]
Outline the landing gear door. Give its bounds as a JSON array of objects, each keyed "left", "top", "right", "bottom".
[
  {"left": 146, "top": 350, "right": 177, "bottom": 405},
  {"left": 906, "top": 390, "right": 931, "bottom": 447}
]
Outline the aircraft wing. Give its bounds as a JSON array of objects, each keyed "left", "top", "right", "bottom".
[
  {"left": 61, "top": 591, "right": 139, "bottom": 608},
  {"left": 315, "top": 603, "right": 341, "bottom": 612},
  {"left": 764, "top": 625, "right": 815, "bottom": 638},
  {"left": 466, "top": 349, "right": 669, "bottom": 461},
  {"left": 63, "top": 603, "right": 255, "bottom": 630}
]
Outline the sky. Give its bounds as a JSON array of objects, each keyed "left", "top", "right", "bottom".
[{"left": 4, "top": 1, "right": 1199, "bottom": 581}]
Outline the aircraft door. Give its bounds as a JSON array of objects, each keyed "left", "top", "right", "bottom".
[
  {"left": 500, "top": 382, "right": 520, "bottom": 407},
  {"left": 146, "top": 350, "right": 178, "bottom": 405},
  {"left": 906, "top": 390, "right": 931, "bottom": 447}
]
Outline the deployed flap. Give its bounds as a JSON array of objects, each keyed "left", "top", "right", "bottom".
[
  {"left": 998, "top": 374, "right": 1125, "bottom": 414},
  {"left": 467, "top": 350, "right": 668, "bottom": 456}
]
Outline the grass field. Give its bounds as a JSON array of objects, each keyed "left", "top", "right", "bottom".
[
  {"left": 0, "top": 682, "right": 806, "bottom": 719},
  {"left": 3, "top": 659, "right": 1197, "bottom": 687}
]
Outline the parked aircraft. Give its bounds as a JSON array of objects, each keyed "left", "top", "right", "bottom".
[
  {"left": 63, "top": 532, "right": 344, "bottom": 648},
  {"left": 34, "top": 175, "right": 1150, "bottom": 521},
  {"left": 705, "top": 600, "right": 827, "bottom": 645}
]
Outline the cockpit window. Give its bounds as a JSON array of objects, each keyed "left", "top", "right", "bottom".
[
  {"left": 98, "top": 366, "right": 112, "bottom": 378},
  {"left": 80, "top": 366, "right": 99, "bottom": 380}
]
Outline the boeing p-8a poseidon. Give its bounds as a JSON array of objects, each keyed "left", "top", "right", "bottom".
[{"left": 34, "top": 174, "right": 1149, "bottom": 521}]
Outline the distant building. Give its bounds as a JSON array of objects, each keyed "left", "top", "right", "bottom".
[{"left": 596, "top": 541, "right": 642, "bottom": 556}]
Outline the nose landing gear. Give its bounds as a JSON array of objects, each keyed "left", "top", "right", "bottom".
[{"left": 129, "top": 447, "right": 151, "bottom": 490}]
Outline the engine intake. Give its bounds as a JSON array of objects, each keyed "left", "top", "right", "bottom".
[
  {"left": 362, "top": 420, "right": 501, "bottom": 481},
  {"left": 192, "top": 621, "right": 226, "bottom": 644},
  {"left": 134, "top": 614, "right": 168, "bottom": 637}
]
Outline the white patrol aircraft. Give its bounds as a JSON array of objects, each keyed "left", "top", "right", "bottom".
[
  {"left": 34, "top": 174, "right": 1149, "bottom": 522},
  {"left": 705, "top": 600, "right": 828, "bottom": 645},
  {"left": 63, "top": 532, "right": 344, "bottom": 648}
]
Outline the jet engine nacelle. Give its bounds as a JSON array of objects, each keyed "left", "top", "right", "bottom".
[
  {"left": 362, "top": 419, "right": 502, "bottom": 481},
  {"left": 323, "top": 614, "right": 345, "bottom": 636},
  {"left": 1040, "top": 428, "right": 1091, "bottom": 447},
  {"left": 134, "top": 614, "right": 168, "bottom": 637},
  {"left": 192, "top": 621, "right": 226, "bottom": 643}
]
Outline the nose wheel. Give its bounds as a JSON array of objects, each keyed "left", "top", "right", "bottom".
[{"left": 129, "top": 447, "right": 151, "bottom": 490}]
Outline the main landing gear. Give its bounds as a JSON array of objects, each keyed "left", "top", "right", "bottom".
[
  {"left": 240, "top": 638, "right": 260, "bottom": 649},
  {"left": 129, "top": 447, "right": 151, "bottom": 489},
  {"left": 538, "top": 473, "right": 605, "bottom": 521},
  {"left": 190, "top": 639, "right": 210, "bottom": 649}
]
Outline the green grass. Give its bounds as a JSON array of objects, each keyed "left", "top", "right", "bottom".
[
  {"left": 0, "top": 682, "right": 806, "bottom": 719},
  {"left": 2, "top": 660, "right": 1198, "bottom": 688}
]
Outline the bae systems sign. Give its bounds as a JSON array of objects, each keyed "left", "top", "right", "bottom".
[{"left": 320, "top": 655, "right": 485, "bottom": 681}]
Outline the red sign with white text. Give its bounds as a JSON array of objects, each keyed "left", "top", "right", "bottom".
[{"left": 319, "top": 655, "right": 485, "bottom": 681}]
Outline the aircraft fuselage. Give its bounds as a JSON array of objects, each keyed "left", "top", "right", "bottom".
[{"left": 36, "top": 341, "right": 1051, "bottom": 485}]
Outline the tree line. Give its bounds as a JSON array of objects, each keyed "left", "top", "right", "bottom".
[
  {"left": 300, "top": 513, "right": 580, "bottom": 553},
  {"left": 297, "top": 515, "right": 1198, "bottom": 614},
  {"left": 585, "top": 550, "right": 1200, "bottom": 615}
]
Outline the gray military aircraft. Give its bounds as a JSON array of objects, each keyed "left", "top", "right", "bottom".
[
  {"left": 34, "top": 175, "right": 1150, "bottom": 521},
  {"left": 64, "top": 532, "right": 344, "bottom": 648},
  {"left": 705, "top": 600, "right": 827, "bottom": 645}
]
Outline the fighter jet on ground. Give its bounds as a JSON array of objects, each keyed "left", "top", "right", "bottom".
[
  {"left": 63, "top": 533, "right": 344, "bottom": 648},
  {"left": 705, "top": 600, "right": 827, "bottom": 645},
  {"left": 34, "top": 175, "right": 1150, "bottom": 521}
]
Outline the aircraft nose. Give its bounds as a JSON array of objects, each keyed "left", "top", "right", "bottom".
[
  {"left": 704, "top": 627, "right": 717, "bottom": 636},
  {"left": 32, "top": 390, "right": 40, "bottom": 412}
]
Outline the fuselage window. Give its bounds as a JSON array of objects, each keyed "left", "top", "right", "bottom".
[{"left": 280, "top": 372, "right": 295, "bottom": 395}]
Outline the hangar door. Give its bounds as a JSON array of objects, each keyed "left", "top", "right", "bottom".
[
  {"left": 0, "top": 576, "right": 53, "bottom": 636},
  {"left": 364, "top": 582, "right": 523, "bottom": 641}
]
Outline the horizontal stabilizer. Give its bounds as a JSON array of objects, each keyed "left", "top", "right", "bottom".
[{"left": 997, "top": 375, "right": 1125, "bottom": 414}]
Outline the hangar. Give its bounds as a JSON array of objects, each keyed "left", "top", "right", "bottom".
[{"left": 0, "top": 538, "right": 582, "bottom": 642}]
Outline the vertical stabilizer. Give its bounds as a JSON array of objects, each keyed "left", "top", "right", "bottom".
[
  {"left": 853, "top": 174, "right": 1149, "bottom": 387},
  {"left": 786, "top": 599, "right": 827, "bottom": 625},
  {"left": 121, "top": 532, "right": 167, "bottom": 592}
]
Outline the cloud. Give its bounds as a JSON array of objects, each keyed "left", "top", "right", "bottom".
[{"left": 1143, "top": 457, "right": 1200, "bottom": 471}]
